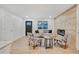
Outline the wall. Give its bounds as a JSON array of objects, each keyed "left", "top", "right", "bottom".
[
  {"left": 25, "top": 18, "right": 54, "bottom": 34},
  {"left": 0, "top": 9, "right": 3, "bottom": 40},
  {"left": 0, "top": 8, "right": 25, "bottom": 41},
  {"left": 77, "top": 5, "right": 79, "bottom": 50},
  {"left": 54, "top": 6, "right": 76, "bottom": 50}
]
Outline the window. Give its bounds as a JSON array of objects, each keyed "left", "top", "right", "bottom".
[{"left": 38, "top": 21, "right": 48, "bottom": 29}]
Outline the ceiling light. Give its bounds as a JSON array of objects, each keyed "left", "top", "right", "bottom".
[
  {"left": 26, "top": 16, "right": 28, "bottom": 18},
  {"left": 49, "top": 16, "right": 52, "bottom": 18}
]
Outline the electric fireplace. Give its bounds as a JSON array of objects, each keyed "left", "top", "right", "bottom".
[{"left": 57, "top": 29, "right": 65, "bottom": 36}]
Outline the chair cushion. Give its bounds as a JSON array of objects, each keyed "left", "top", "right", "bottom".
[{"left": 57, "top": 35, "right": 64, "bottom": 40}]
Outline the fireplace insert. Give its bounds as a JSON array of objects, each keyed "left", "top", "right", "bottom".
[{"left": 57, "top": 29, "right": 65, "bottom": 36}]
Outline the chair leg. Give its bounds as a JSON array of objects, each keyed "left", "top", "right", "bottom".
[
  {"left": 64, "top": 44, "right": 68, "bottom": 49},
  {"left": 28, "top": 41, "right": 30, "bottom": 46},
  {"left": 58, "top": 43, "right": 68, "bottom": 49},
  {"left": 32, "top": 45, "right": 36, "bottom": 49},
  {"left": 54, "top": 39, "right": 58, "bottom": 46}
]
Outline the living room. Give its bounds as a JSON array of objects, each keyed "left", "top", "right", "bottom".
[{"left": 0, "top": 4, "right": 79, "bottom": 54}]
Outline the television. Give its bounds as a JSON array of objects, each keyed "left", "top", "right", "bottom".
[{"left": 57, "top": 29, "right": 65, "bottom": 36}]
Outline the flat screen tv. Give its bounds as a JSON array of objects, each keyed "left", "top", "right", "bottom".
[{"left": 57, "top": 29, "right": 65, "bottom": 36}]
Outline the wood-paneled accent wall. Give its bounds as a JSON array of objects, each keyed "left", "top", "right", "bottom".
[{"left": 54, "top": 5, "right": 76, "bottom": 50}]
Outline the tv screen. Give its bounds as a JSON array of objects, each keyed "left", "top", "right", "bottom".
[{"left": 57, "top": 29, "right": 65, "bottom": 36}]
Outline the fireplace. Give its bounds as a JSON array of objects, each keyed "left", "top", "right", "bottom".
[{"left": 57, "top": 29, "right": 65, "bottom": 36}]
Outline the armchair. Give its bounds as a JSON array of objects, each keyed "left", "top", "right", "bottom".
[
  {"left": 27, "top": 32, "right": 42, "bottom": 49},
  {"left": 57, "top": 34, "right": 68, "bottom": 49}
]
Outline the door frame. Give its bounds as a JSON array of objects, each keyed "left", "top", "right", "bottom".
[{"left": 25, "top": 21, "right": 32, "bottom": 36}]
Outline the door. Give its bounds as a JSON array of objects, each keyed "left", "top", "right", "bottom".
[{"left": 25, "top": 21, "right": 32, "bottom": 36}]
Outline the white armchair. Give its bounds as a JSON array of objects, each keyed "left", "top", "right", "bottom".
[
  {"left": 27, "top": 32, "right": 34, "bottom": 46},
  {"left": 27, "top": 32, "right": 43, "bottom": 49},
  {"left": 57, "top": 34, "right": 69, "bottom": 49}
]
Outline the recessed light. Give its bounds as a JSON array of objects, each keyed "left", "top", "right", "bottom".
[
  {"left": 49, "top": 16, "right": 52, "bottom": 18},
  {"left": 26, "top": 16, "right": 28, "bottom": 18}
]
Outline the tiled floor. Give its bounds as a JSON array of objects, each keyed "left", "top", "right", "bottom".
[{"left": 9, "top": 36, "right": 78, "bottom": 54}]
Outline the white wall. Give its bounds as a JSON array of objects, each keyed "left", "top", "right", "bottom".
[
  {"left": 25, "top": 18, "right": 54, "bottom": 33},
  {"left": 0, "top": 9, "right": 3, "bottom": 40},
  {"left": 77, "top": 5, "right": 79, "bottom": 50},
  {"left": 0, "top": 8, "right": 25, "bottom": 41},
  {"left": 0, "top": 7, "right": 54, "bottom": 42}
]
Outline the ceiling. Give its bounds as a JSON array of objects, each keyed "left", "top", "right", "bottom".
[{"left": 0, "top": 4, "right": 74, "bottom": 19}]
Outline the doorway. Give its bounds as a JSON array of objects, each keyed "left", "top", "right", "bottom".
[{"left": 25, "top": 21, "right": 32, "bottom": 36}]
